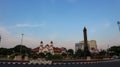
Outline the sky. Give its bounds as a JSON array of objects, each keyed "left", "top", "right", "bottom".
[{"left": 0, "top": 0, "right": 120, "bottom": 50}]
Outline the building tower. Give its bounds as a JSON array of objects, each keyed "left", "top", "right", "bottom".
[
  {"left": 40, "top": 41, "right": 43, "bottom": 46},
  {"left": 83, "top": 27, "right": 90, "bottom": 57},
  {"left": 39, "top": 41, "right": 43, "bottom": 53},
  {"left": 50, "top": 41, "right": 53, "bottom": 47},
  {"left": 49, "top": 41, "right": 54, "bottom": 54}
]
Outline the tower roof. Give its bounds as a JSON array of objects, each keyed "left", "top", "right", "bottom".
[
  {"left": 50, "top": 41, "right": 53, "bottom": 44},
  {"left": 83, "top": 27, "right": 87, "bottom": 31},
  {"left": 40, "top": 41, "right": 43, "bottom": 44}
]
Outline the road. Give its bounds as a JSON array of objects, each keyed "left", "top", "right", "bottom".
[{"left": 0, "top": 60, "right": 120, "bottom": 67}]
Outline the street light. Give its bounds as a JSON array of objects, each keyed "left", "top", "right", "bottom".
[
  {"left": 0, "top": 35, "right": 1, "bottom": 47},
  {"left": 117, "top": 21, "right": 120, "bottom": 32},
  {"left": 20, "top": 33, "right": 24, "bottom": 56},
  {"left": 21, "top": 33, "right": 24, "bottom": 45}
]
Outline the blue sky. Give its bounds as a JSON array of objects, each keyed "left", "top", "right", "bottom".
[{"left": 0, "top": 0, "right": 120, "bottom": 49}]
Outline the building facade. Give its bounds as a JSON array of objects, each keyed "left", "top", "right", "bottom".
[
  {"left": 75, "top": 40, "right": 98, "bottom": 53},
  {"left": 33, "top": 41, "right": 63, "bottom": 55},
  {"left": 39, "top": 41, "right": 54, "bottom": 54},
  {"left": 75, "top": 42, "right": 84, "bottom": 52}
]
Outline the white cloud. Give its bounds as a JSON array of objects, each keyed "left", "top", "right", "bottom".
[
  {"left": 104, "top": 23, "right": 111, "bottom": 28},
  {"left": 15, "top": 23, "right": 45, "bottom": 28}
]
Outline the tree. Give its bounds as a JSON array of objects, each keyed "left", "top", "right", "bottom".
[
  {"left": 38, "top": 52, "right": 45, "bottom": 58},
  {"left": 61, "top": 53, "right": 67, "bottom": 59},
  {"left": 52, "top": 54, "right": 62, "bottom": 60},
  {"left": 98, "top": 49, "right": 107, "bottom": 57},
  {"left": 46, "top": 53, "right": 52, "bottom": 57},
  {"left": 75, "top": 49, "right": 84, "bottom": 58},
  {"left": 67, "top": 49, "right": 74, "bottom": 55},
  {"left": 45, "top": 53, "right": 52, "bottom": 60},
  {"left": 30, "top": 52, "right": 38, "bottom": 59},
  {"left": 67, "top": 49, "right": 74, "bottom": 58},
  {"left": 109, "top": 46, "right": 120, "bottom": 56},
  {"left": 0, "top": 45, "right": 34, "bottom": 59},
  {"left": 0, "top": 48, "right": 8, "bottom": 55},
  {"left": 13, "top": 45, "right": 32, "bottom": 56}
]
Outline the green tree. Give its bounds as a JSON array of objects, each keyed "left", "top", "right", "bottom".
[
  {"left": 52, "top": 54, "right": 62, "bottom": 60},
  {"left": 67, "top": 49, "right": 74, "bottom": 58},
  {"left": 75, "top": 49, "right": 84, "bottom": 58},
  {"left": 30, "top": 52, "right": 38, "bottom": 59},
  {"left": 98, "top": 49, "right": 107, "bottom": 57},
  {"left": 45, "top": 53, "right": 52, "bottom": 60},
  {"left": 109, "top": 46, "right": 120, "bottom": 56},
  {"left": 38, "top": 52, "right": 45, "bottom": 58},
  {"left": 13, "top": 45, "right": 32, "bottom": 56},
  {"left": 61, "top": 53, "right": 67, "bottom": 59},
  {"left": 0, "top": 48, "right": 8, "bottom": 55}
]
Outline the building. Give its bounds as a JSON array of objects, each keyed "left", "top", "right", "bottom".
[
  {"left": 33, "top": 41, "right": 62, "bottom": 54},
  {"left": 61, "top": 47, "right": 67, "bottom": 53},
  {"left": 39, "top": 41, "right": 54, "bottom": 54},
  {"left": 75, "top": 42, "right": 84, "bottom": 52},
  {"left": 88, "top": 40, "right": 97, "bottom": 51},
  {"left": 53, "top": 47, "right": 62, "bottom": 54},
  {"left": 75, "top": 40, "right": 98, "bottom": 53}
]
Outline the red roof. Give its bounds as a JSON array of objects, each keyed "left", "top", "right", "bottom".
[
  {"left": 53, "top": 47, "right": 62, "bottom": 53},
  {"left": 32, "top": 47, "right": 62, "bottom": 53},
  {"left": 32, "top": 47, "right": 39, "bottom": 52}
]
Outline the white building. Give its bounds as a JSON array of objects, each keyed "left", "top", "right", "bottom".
[
  {"left": 75, "top": 40, "right": 98, "bottom": 53},
  {"left": 75, "top": 42, "right": 84, "bottom": 52},
  {"left": 39, "top": 41, "right": 54, "bottom": 54}
]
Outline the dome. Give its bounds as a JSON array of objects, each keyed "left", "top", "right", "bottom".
[
  {"left": 40, "top": 41, "right": 43, "bottom": 44},
  {"left": 50, "top": 41, "right": 53, "bottom": 44}
]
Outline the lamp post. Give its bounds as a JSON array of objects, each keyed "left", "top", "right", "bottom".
[
  {"left": 0, "top": 35, "right": 1, "bottom": 47},
  {"left": 20, "top": 33, "right": 24, "bottom": 56},
  {"left": 21, "top": 33, "right": 24, "bottom": 45},
  {"left": 117, "top": 21, "right": 120, "bottom": 32}
]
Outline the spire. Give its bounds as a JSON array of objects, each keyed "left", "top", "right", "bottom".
[{"left": 83, "top": 27, "right": 87, "bottom": 31}]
